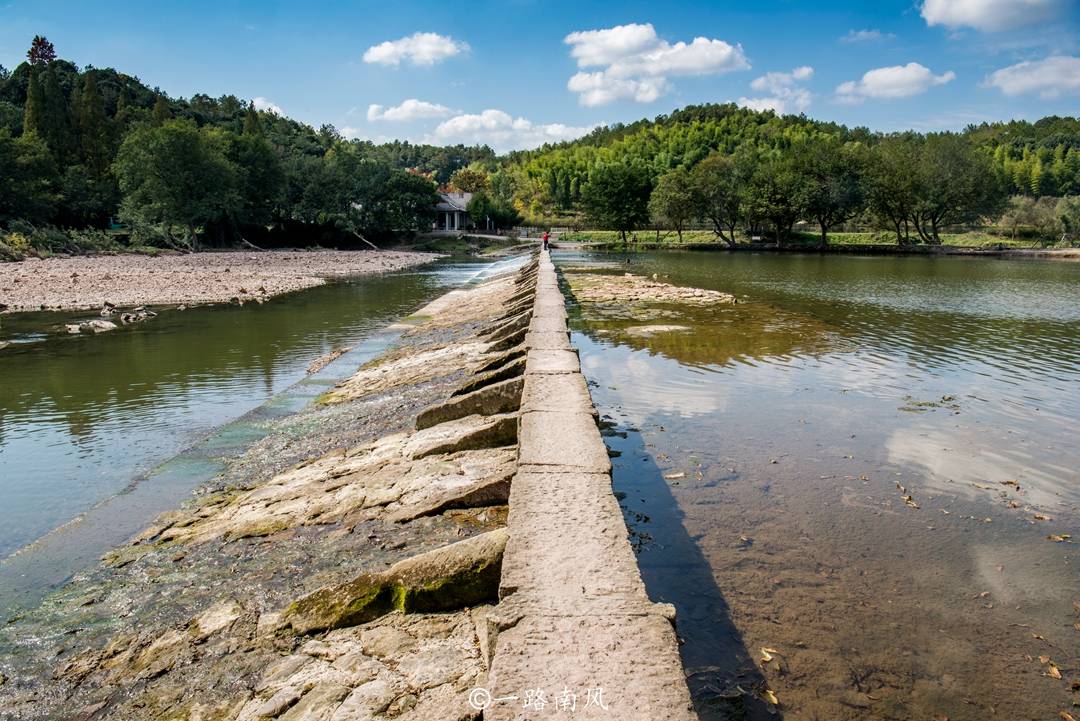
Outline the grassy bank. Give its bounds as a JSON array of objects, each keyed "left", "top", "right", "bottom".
[{"left": 559, "top": 229, "right": 1060, "bottom": 251}]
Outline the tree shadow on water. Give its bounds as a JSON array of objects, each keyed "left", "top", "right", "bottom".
[{"left": 601, "top": 421, "right": 778, "bottom": 721}]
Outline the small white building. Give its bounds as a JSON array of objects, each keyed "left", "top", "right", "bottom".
[{"left": 434, "top": 191, "right": 472, "bottom": 232}]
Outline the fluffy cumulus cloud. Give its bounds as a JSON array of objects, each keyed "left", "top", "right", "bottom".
[
  {"left": 430, "top": 109, "right": 595, "bottom": 152},
  {"left": 252, "top": 97, "right": 283, "bottom": 115},
  {"left": 563, "top": 22, "right": 749, "bottom": 106},
  {"left": 367, "top": 99, "right": 454, "bottom": 122},
  {"left": 985, "top": 55, "right": 1080, "bottom": 97},
  {"left": 836, "top": 62, "right": 955, "bottom": 103},
  {"left": 738, "top": 66, "right": 813, "bottom": 114},
  {"left": 362, "top": 32, "right": 468, "bottom": 66},
  {"left": 920, "top": 0, "right": 1066, "bottom": 32}
]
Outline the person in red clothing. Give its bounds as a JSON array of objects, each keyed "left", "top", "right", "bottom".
[{"left": 542, "top": 231, "right": 550, "bottom": 251}]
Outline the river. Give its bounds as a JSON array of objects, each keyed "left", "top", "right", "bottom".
[
  {"left": 558, "top": 249, "right": 1080, "bottom": 721},
  {"left": 0, "top": 256, "right": 504, "bottom": 614}
]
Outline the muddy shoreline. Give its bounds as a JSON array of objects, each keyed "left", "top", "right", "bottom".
[{"left": 0, "top": 250, "right": 440, "bottom": 313}]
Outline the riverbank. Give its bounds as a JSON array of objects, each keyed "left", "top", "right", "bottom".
[
  {"left": 0, "top": 250, "right": 440, "bottom": 313},
  {"left": 558, "top": 230, "right": 1080, "bottom": 259}
]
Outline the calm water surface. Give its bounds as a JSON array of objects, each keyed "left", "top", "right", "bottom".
[
  {"left": 558, "top": 250, "right": 1080, "bottom": 721},
  {"left": 0, "top": 258, "right": 499, "bottom": 576}
]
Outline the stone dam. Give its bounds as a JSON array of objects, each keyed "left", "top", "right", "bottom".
[{"left": 0, "top": 249, "right": 696, "bottom": 721}]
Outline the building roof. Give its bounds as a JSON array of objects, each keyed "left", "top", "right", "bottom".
[{"left": 436, "top": 191, "right": 472, "bottom": 212}]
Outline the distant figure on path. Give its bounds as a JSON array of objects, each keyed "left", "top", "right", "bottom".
[{"left": 542, "top": 231, "right": 550, "bottom": 251}]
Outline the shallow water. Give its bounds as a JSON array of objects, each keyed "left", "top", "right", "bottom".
[
  {"left": 559, "top": 250, "right": 1080, "bottom": 721},
  {"left": 0, "top": 257, "right": 503, "bottom": 594}
]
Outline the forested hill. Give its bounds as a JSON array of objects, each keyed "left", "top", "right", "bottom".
[
  {"left": 0, "top": 37, "right": 495, "bottom": 257},
  {"left": 504, "top": 102, "right": 1080, "bottom": 218}
]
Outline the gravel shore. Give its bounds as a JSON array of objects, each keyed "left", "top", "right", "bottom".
[{"left": 0, "top": 250, "right": 440, "bottom": 313}]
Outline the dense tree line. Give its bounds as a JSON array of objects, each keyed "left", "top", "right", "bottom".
[
  {"left": 507, "top": 103, "right": 1080, "bottom": 246},
  {"left": 0, "top": 37, "right": 495, "bottom": 257}
]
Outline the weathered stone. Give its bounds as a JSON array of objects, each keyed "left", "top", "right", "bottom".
[
  {"left": 285, "top": 529, "right": 508, "bottom": 634},
  {"left": 404, "top": 412, "right": 517, "bottom": 459},
  {"left": 415, "top": 376, "right": 522, "bottom": 430},
  {"left": 520, "top": 373, "right": 595, "bottom": 416},
  {"left": 452, "top": 356, "right": 525, "bottom": 397},
  {"left": 524, "top": 348, "right": 580, "bottom": 375}
]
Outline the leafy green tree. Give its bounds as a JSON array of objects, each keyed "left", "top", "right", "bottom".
[
  {"left": 114, "top": 119, "right": 238, "bottom": 247},
  {"left": 868, "top": 135, "right": 921, "bottom": 245},
  {"left": 73, "top": 73, "right": 113, "bottom": 177},
  {"left": 798, "top": 136, "right": 867, "bottom": 247},
  {"left": 22, "top": 68, "right": 45, "bottom": 138},
  {"left": 151, "top": 96, "right": 171, "bottom": 126},
  {"left": 1057, "top": 196, "right": 1080, "bottom": 245},
  {"left": 226, "top": 132, "right": 285, "bottom": 226},
  {"left": 0, "top": 129, "right": 57, "bottom": 224},
  {"left": 910, "top": 133, "right": 1006, "bottom": 244},
  {"left": 243, "top": 101, "right": 262, "bottom": 137},
  {"left": 449, "top": 166, "right": 489, "bottom": 193},
  {"left": 0, "top": 99, "right": 20, "bottom": 135},
  {"left": 744, "top": 154, "right": 808, "bottom": 247},
  {"left": 582, "top": 163, "right": 652, "bottom": 241},
  {"left": 690, "top": 153, "right": 745, "bottom": 246},
  {"left": 648, "top": 167, "right": 696, "bottom": 241}
]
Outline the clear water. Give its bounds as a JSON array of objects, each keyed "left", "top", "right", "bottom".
[
  {"left": 0, "top": 258, "right": 497, "bottom": 563},
  {"left": 560, "top": 250, "right": 1080, "bottom": 721}
]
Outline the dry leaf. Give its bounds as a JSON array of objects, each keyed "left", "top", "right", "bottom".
[
  {"left": 1074, "top": 622, "right": 1080, "bottom": 633},
  {"left": 663, "top": 472, "right": 685, "bottom": 480},
  {"left": 1007, "top": 501, "right": 1021, "bottom": 509},
  {"left": 1072, "top": 600, "right": 1080, "bottom": 614},
  {"left": 1048, "top": 664, "right": 1062, "bottom": 679},
  {"left": 1060, "top": 712, "right": 1077, "bottom": 721},
  {"left": 1033, "top": 633, "right": 1046, "bottom": 640},
  {"left": 1048, "top": 534, "right": 1072, "bottom": 543},
  {"left": 1034, "top": 514, "right": 1052, "bottom": 521},
  {"left": 762, "top": 689, "right": 779, "bottom": 705},
  {"left": 1040, "top": 655, "right": 1051, "bottom": 664},
  {"left": 1000, "top": 480, "right": 1020, "bottom": 489},
  {"left": 760, "top": 647, "right": 780, "bottom": 662}
]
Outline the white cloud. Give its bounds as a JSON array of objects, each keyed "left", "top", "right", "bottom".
[
  {"left": 367, "top": 99, "right": 454, "bottom": 122},
  {"left": 739, "top": 66, "right": 813, "bottom": 114},
  {"left": 920, "top": 0, "right": 1065, "bottom": 32},
  {"left": 563, "top": 22, "right": 749, "bottom": 106},
  {"left": 840, "top": 28, "right": 895, "bottom": 43},
  {"left": 985, "top": 55, "right": 1080, "bottom": 97},
  {"left": 252, "top": 97, "right": 283, "bottom": 115},
  {"left": 340, "top": 126, "right": 365, "bottom": 140},
  {"left": 836, "top": 62, "right": 956, "bottom": 103},
  {"left": 362, "top": 32, "right": 469, "bottom": 66},
  {"left": 430, "top": 109, "right": 595, "bottom": 152}
]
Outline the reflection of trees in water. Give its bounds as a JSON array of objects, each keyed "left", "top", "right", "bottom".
[
  {"left": 0, "top": 274, "right": 436, "bottom": 439},
  {"left": 572, "top": 296, "right": 843, "bottom": 369}
]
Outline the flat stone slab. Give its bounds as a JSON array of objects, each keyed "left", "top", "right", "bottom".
[
  {"left": 486, "top": 614, "right": 696, "bottom": 721},
  {"left": 524, "top": 349, "right": 578, "bottom": 374},
  {"left": 528, "top": 315, "right": 568, "bottom": 334},
  {"left": 520, "top": 372, "right": 592, "bottom": 412},
  {"left": 517, "top": 411, "right": 609, "bottom": 473},
  {"left": 521, "top": 331, "right": 571, "bottom": 351},
  {"left": 500, "top": 470, "right": 649, "bottom": 606}
]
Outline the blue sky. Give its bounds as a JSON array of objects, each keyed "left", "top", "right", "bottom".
[{"left": 2, "top": 0, "right": 1078, "bottom": 151}]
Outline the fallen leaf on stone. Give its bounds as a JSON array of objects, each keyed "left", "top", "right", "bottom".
[
  {"left": 1074, "top": 622, "right": 1080, "bottom": 633},
  {"left": 1048, "top": 534, "right": 1072, "bottom": 543},
  {"left": 663, "top": 472, "right": 685, "bottom": 480},
  {"left": 1047, "top": 663, "right": 1063, "bottom": 680},
  {"left": 1033, "top": 633, "right": 1046, "bottom": 640},
  {"left": 760, "top": 647, "right": 780, "bottom": 662},
  {"left": 1040, "top": 655, "right": 1052, "bottom": 664},
  {"left": 1000, "top": 480, "right": 1020, "bottom": 489},
  {"left": 761, "top": 689, "right": 779, "bottom": 705},
  {"left": 1034, "top": 514, "right": 1052, "bottom": 521},
  {"left": 1060, "top": 712, "right": 1077, "bottom": 721}
]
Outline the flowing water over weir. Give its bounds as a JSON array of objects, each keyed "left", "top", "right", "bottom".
[{"left": 557, "top": 248, "right": 1080, "bottom": 721}]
